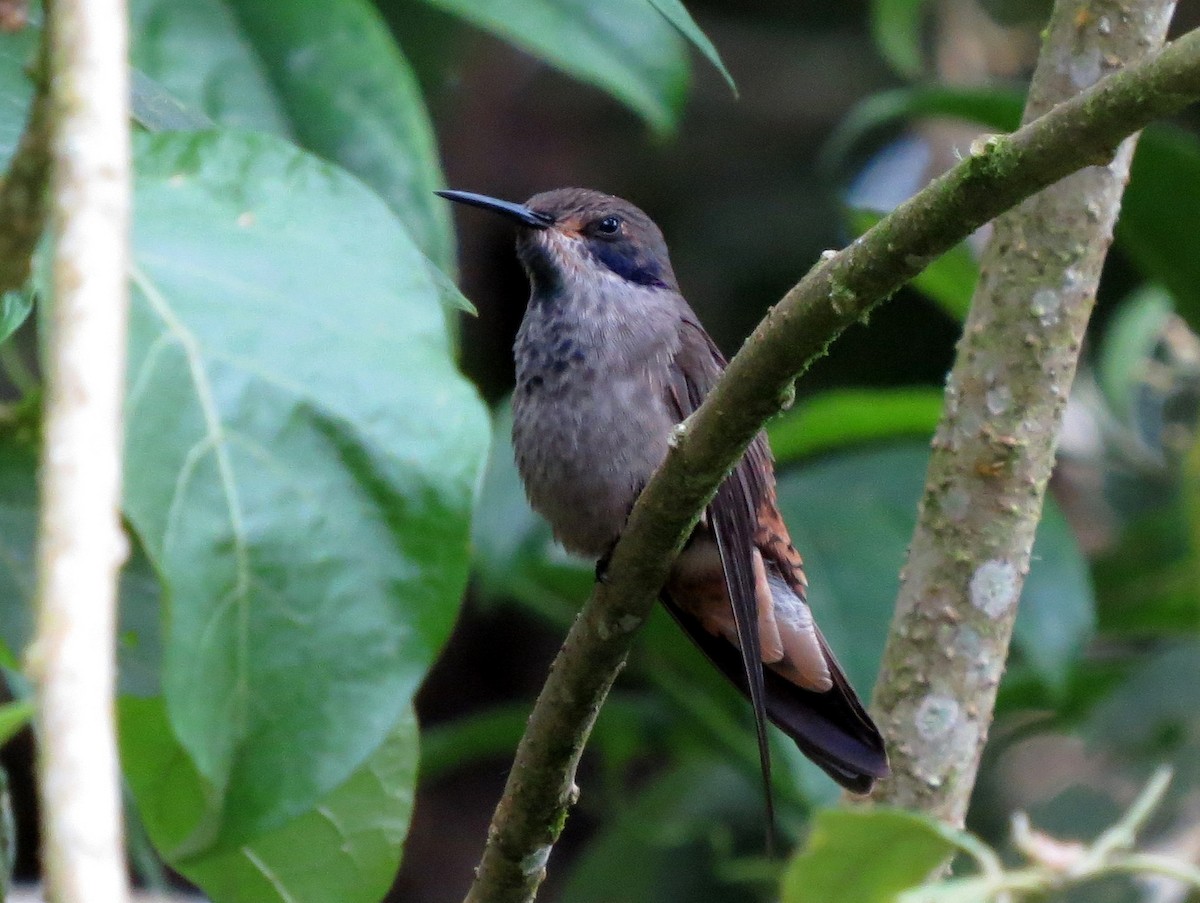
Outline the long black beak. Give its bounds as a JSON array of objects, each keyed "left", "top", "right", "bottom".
[{"left": 436, "top": 189, "right": 555, "bottom": 229}]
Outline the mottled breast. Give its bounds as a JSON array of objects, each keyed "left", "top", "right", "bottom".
[{"left": 511, "top": 276, "right": 682, "bottom": 558}]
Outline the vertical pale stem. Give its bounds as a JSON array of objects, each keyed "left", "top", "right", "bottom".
[
  {"left": 30, "top": 0, "right": 132, "bottom": 898},
  {"left": 869, "top": 0, "right": 1177, "bottom": 823}
]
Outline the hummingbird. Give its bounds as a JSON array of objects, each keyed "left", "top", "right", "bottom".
[{"left": 438, "top": 187, "right": 888, "bottom": 816}]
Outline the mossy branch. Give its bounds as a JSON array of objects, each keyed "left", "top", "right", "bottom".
[{"left": 463, "top": 25, "right": 1200, "bottom": 903}]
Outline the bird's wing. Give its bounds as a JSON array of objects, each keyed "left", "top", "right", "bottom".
[
  {"left": 662, "top": 315, "right": 888, "bottom": 799},
  {"left": 664, "top": 317, "right": 777, "bottom": 830}
]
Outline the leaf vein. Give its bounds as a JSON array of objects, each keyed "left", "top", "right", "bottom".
[{"left": 130, "top": 264, "right": 254, "bottom": 725}]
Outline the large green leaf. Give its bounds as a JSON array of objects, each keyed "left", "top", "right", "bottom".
[
  {"left": 1097, "top": 286, "right": 1175, "bottom": 423},
  {"left": 644, "top": 0, "right": 735, "bottom": 94},
  {"left": 0, "top": 289, "right": 33, "bottom": 346},
  {"left": 823, "top": 86, "right": 1024, "bottom": 177},
  {"left": 122, "top": 130, "right": 487, "bottom": 853},
  {"left": 768, "top": 387, "right": 944, "bottom": 463},
  {"left": 129, "top": 0, "right": 455, "bottom": 271},
  {"left": 1015, "top": 502, "right": 1095, "bottom": 696},
  {"left": 870, "top": 0, "right": 930, "bottom": 79},
  {"left": 776, "top": 444, "right": 1094, "bottom": 694},
  {"left": 121, "top": 698, "right": 418, "bottom": 903},
  {"left": 0, "top": 701, "right": 32, "bottom": 746},
  {"left": 1118, "top": 127, "right": 1200, "bottom": 331},
  {"left": 1083, "top": 642, "right": 1200, "bottom": 798},
  {"left": 782, "top": 809, "right": 964, "bottom": 903},
  {"left": 129, "top": 0, "right": 289, "bottom": 133},
  {"left": 418, "top": 0, "right": 690, "bottom": 133}
]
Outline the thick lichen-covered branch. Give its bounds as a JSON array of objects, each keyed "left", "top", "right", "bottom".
[
  {"left": 28, "top": 0, "right": 133, "bottom": 899},
  {"left": 868, "top": 0, "right": 1176, "bottom": 824},
  {"left": 463, "top": 26, "right": 1200, "bottom": 903}
]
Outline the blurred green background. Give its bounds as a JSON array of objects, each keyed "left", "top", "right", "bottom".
[{"left": 1, "top": 0, "right": 1199, "bottom": 901}]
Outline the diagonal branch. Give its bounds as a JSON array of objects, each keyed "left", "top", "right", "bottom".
[
  {"left": 868, "top": 0, "right": 1177, "bottom": 823},
  {"left": 463, "top": 26, "right": 1200, "bottom": 903}
]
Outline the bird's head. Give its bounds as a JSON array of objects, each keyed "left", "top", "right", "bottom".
[{"left": 437, "top": 187, "right": 679, "bottom": 296}]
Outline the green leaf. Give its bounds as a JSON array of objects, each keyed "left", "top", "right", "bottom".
[
  {"left": 130, "top": 69, "right": 214, "bottom": 133},
  {"left": 1093, "top": 504, "right": 1199, "bottom": 634},
  {"left": 870, "top": 0, "right": 929, "bottom": 79},
  {"left": 1083, "top": 642, "right": 1200, "bottom": 785},
  {"left": 782, "top": 808, "right": 963, "bottom": 903},
  {"left": 769, "top": 387, "right": 943, "bottom": 464},
  {"left": 907, "top": 242, "right": 979, "bottom": 320},
  {"left": 128, "top": 0, "right": 290, "bottom": 133},
  {"left": 0, "top": 436, "right": 164, "bottom": 698},
  {"left": 776, "top": 444, "right": 1094, "bottom": 695},
  {"left": 975, "top": 0, "right": 1052, "bottom": 26},
  {"left": 0, "top": 701, "right": 32, "bottom": 746},
  {"left": 823, "top": 86, "right": 1023, "bottom": 177},
  {"left": 121, "top": 698, "right": 417, "bottom": 903},
  {"left": 221, "top": 0, "right": 456, "bottom": 272},
  {"left": 1015, "top": 502, "right": 1095, "bottom": 694},
  {"left": 418, "top": 0, "right": 690, "bottom": 133},
  {"left": 122, "top": 130, "right": 488, "bottom": 853},
  {"left": 1187, "top": 437, "right": 1200, "bottom": 630},
  {"left": 644, "top": 0, "right": 736, "bottom": 95},
  {"left": 419, "top": 704, "right": 531, "bottom": 781},
  {"left": 1118, "top": 127, "right": 1200, "bottom": 331},
  {"left": 129, "top": 0, "right": 455, "bottom": 271},
  {"left": 1097, "top": 286, "right": 1174, "bottom": 422},
  {"left": 0, "top": 18, "right": 39, "bottom": 171},
  {"left": 0, "top": 290, "right": 33, "bottom": 347}
]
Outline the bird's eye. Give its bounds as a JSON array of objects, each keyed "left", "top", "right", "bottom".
[{"left": 594, "top": 215, "right": 621, "bottom": 235}]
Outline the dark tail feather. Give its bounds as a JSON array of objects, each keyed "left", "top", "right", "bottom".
[{"left": 661, "top": 600, "right": 889, "bottom": 793}]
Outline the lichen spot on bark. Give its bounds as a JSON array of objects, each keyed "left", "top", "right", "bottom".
[
  {"left": 915, "top": 693, "right": 960, "bottom": 741},
  {"left": 969, "top": 558, "right": 1019, "bottom": 618},
  {"left": 1031, "top": 288, "right": 1062, "bottom": 327}
]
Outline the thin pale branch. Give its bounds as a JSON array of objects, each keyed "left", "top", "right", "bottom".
[
  {"left": 463, "top": 26, "right": 1200, "bottom": 903},
  {"left": 869, "top": 0, "right": 1176, "bottom": 822},
  {"left": 28, "top": 0, "right": 132, "bottom": 899}
]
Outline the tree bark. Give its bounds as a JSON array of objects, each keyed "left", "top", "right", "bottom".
[{"left": 869, "top": 0, "right": 1177, "bottom": 824}]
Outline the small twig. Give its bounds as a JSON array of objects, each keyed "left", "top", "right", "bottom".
[
  {"left": 1083, "top": 765, "right": 1174, "bottom": 868},
  {"left": 463, "top": 26, "right": 1200, "bottom": 903},
  {"left": 902, "top": 770, "right": 1199, "bottom": 902},
  {"left": 27, "top": 0, "right": 132, "bottom": 899},
  {"left": 1111, "top": 852, "right": 1200, "bottom": 887}
]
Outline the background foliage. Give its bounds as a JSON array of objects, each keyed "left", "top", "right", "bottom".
[{"left": 1, "top": 0, "right": 1199, "bottom": 901}]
